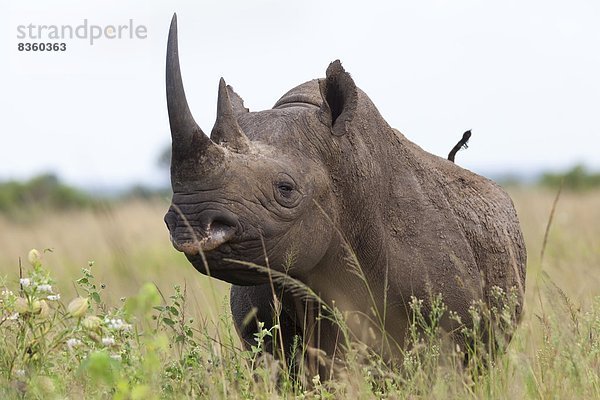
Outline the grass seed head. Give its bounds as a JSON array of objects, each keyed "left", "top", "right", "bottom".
[
  {"left": 15, "top": 297, "right": 29, "bottom": 314},
  {"left": 67, "top": 297, "right": 89, "bottom": 318},
  {"left": 27, "top": 248, "right": 41, "bottom": 267}
]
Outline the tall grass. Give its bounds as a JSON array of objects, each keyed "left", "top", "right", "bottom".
[{"left": 0, "top": 189, "right": 599, "bottom": 398}]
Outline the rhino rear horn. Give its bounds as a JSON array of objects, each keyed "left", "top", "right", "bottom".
[
  {"left": 211, "top": 78, "right": 250, "bottom": 153},
  {"left": 166, "top": 14, "right": 223, "bottom": 171},
  {"left": 319, "top": 60, "right": 358, "bottom": 137},
  {"left": 226, "top": 84, "right": 250, "bottom": 116}
]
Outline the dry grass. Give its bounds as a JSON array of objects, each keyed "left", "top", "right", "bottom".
[
  {"left": 2, "top": 188, "right": 598, "bottom": 310},
  {"left": 510, "top": 188, "right": 600, "bottom": 305},
  {"left": 0, "top": 199, "right": 230, "bottom": 322},
  {"left": 0, "top": 187, "right": 599, "bottom": 398}
]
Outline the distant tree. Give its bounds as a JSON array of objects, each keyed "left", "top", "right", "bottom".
[
  {"left": 158, "top": 146, "right": 171, "bottom": 170},
  {"left": 540, "top": 164, "right": 600, "bottom": 191},
  {"left": 122, "top": 184, "right": 170, "bottom": 200},
  {"left": 0, "top": 173, "right": 94, "bottom": 216}
]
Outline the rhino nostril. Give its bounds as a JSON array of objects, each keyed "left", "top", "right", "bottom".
[
  {"left": 200, "top": 210, "right": 238, "bottom": 233},
  {"left": 209, "top": 222, "right": 237, "bottom": 241},
  {"left": 165, "top": 206, "right": 239, "bottom": 254},
  {"left": 210, "top": 218, "right": 237, "bottom": 231}
]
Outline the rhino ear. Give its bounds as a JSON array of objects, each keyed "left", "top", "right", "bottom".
[
  {"left": 227, "top": 84, "right": 249, "bottom": 115},
  {"left": 319, "top": 60, "right": 358, "bottom": 136}
]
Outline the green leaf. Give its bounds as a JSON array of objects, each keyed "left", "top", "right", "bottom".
[
  {"left": 80, "top": 350, "right": 121, "bottom": 385},
  {"left": 91, "top": 292, "right": 101, "bottom": 304},
  {"left": 126, "top": 283, "right": 162, "bottom": 316},
  {"left": 131, "top": 384, "right": 151, "bottom": 400}
]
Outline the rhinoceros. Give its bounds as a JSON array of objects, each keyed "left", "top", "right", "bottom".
[{"left": 163, "top": 14, "right": 526, "bottom": 372}]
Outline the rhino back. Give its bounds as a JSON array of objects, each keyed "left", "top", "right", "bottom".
[
  {"left": 270, "top": 80, "right": 527, "bottom": 321},
  {"left": 392, "top": 129, "right": 527, "bottom": 309}
]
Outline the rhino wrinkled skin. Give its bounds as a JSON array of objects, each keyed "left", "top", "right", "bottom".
[{"left": 163, "top": 15, "right": 526, "bottom": 372}]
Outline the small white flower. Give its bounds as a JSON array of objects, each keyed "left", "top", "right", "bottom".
[
  {"left": 1, "top": 289, "right": 14, "bottom": 297},
  {"left": 37, "top": 284, "right": 52, "bottom": 293},
  {"left": 19, "top": 278, "right": 31, "bottom": 287},
  {"left": 15, "top": 369, "right": 26, "bottom": 378},
  {"left": 105, "top": 317, "right": 131, "bottom": 331},
  {"left": 107, "top": 318, "right": 119, "bottom": 329},
  {"left": 312, "top": 374, "right": 321, "bottom": 386},
  {"left": 66, "top": 338, "right": 82, "bottom": 350},
  {"left": 107, "top": 318, "right": 129, "bottom": 330},
  {"left": 1, "top": 313, "right": 19, "bottom": 322},
  {"left": 102, "top": 337, "right": 116, "bottom": 347},
  {"left": 47, "top": 294, "right": 61, "bottom": 301}
]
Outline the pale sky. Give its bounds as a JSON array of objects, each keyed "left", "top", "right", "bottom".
[{"left": 1, "top": 0, "right": 599, "bottom": 189}]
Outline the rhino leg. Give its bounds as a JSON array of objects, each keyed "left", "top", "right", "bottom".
[{"left": 230, "top": 284, "right": 301, "bottom": 362}]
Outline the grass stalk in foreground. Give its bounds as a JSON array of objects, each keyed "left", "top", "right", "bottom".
[{"left": 0, "top": 241, "right": 598, "bottom": 398}]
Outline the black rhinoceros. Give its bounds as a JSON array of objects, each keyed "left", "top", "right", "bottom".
[{"left": 163, "top": 14, "right": 526, "bottom": 373}]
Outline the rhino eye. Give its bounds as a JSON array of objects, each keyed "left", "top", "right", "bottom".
[
  {"left": 277, "top": 182, "right": 294, "bottom": 197},
  {"left": 273, "top": 175, "right": 301, "bottom": 208}
]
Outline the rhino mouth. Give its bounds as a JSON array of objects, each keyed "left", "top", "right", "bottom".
[
  {"left": 165, "top": 207, "right": 271, "bottom": 284},
  {"left": 170, "top": 224, "right": 236, "bottom": 256},
  {"left": 165, "top": 203, "right": 242, "bottom": 256},
  {"left": 184, "top": 253, "right": 273, "bottom": 286},
  {"left": 174, "top": 231, "right": 273, "bottom": 285}
]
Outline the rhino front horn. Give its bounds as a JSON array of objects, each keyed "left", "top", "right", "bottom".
[
  {"left": 211, "top": 78, "right": 250, "bottom": 153},
  {"left": 166, "top": 14, "right": 223, "bottom": 170}
]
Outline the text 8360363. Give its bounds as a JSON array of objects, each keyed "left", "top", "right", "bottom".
[{"left": 17, "top": 42, "right": 67, "bottom": 52}]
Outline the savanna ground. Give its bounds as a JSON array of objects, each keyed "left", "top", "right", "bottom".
[{"left": 0, "top": 187, "right": 599, "bottom": 398}]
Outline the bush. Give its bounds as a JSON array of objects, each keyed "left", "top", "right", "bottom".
[
  {"left": 540, "top": 164, "right": 600, "bottom": 191},
  {"left": 0, "top": 174, "right": 94, "bottom": 216}
]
